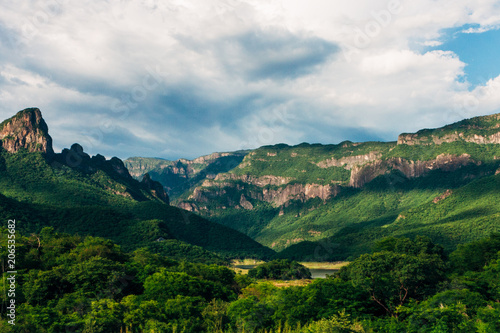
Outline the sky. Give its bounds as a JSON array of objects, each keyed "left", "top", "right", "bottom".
[{"left": 1, "top": 0, "right": 500, "bottom": 160}]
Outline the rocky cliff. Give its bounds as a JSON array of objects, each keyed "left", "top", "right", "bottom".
[
  {"left": 0, "top": 108, "right": 169, "bottom": 205},
  {"left": 349, "top": 154, "right": 474, "bottom": 188},
  {"left": 397, "top": 113, "right": 500, "bottom": 145},
  {"left": 141, "top": 173, "right": 170, "bottom": 204},
  {"left": 175, "top": 112, "right": 500, "bottom": 214},
  {"left": 316, "top": 151, "right": 382, "bottom": 169},
  {"left": 0, "top": 108, "right": 54, "bottom": 156},
  {"left": 180, "top": 176, "right": 341, "bottom": 212},
  {"left": 125, "top": 151, "right": 247, "bottom": 199}
]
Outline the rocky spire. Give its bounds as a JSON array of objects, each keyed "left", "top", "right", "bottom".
[
  {"left": 142, "top": 173, "right": 170, "bottom": 204},
  {"left": 0, "top": 108, "right": 54, "bottom": 156}
]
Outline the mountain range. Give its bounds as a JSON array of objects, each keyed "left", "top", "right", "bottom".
[
  {"left": 125, "top": 112, "right": 500, "bottom": 260},
  {"left": 1, "top": 107, "right": 499, "bottom": 262},
  {"left": 0, "top": 108, "right": 273, "bottom": 262}
]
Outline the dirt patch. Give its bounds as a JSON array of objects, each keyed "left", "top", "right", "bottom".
[{"left": 433, "top": 189, "right": 453, "bottom": 203}]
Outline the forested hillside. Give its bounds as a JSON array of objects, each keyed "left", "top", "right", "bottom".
[
  {"left": 2, "top": 229, "right": 500, "bottom": 332},
  {"left": 0, "top": 109, "right": 273, "bottom": 260},
  {"left": 130, "top": 113, "right": 500, "bottom": 260}
]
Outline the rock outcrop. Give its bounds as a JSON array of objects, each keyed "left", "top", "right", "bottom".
[
  {"left": 212, "top": 174, "right": 293, "bottom": 186},
  {"left": 0, "top": 108, "right": 54, "bottom": 156},
  {"left": 398, "top": 113, "right": 500, "bottom": 145},
  {"left": 397, "top": 132, "right": 500, "bottom": 145},
  {"left": 349, "top": 154, "right": 473, "bottom": 188},
  {"left": 124, "top": 151, "right": 247, "bottom": 199},
  {"left": 0, "top": 108, "right": 170, "bottom": 205},
  {"left": 316, "top": 152, "right": 382, "bottom": 169},
  {"left": 141, "top": 173, "right": 170, "bottom": 204},
  {"left": 433, "top": 189, "right": 453, "bottom": 203},
  {"left": 183, "top": 176, "right": 341, "bottom": 212}
]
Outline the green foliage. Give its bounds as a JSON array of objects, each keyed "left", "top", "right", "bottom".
[
  {"left": 279, "top": 171, "right": 500, "bottom": 261},
  {"left": 248, "top": 259, "right": 312, "bottom": 280},
  {"left": 450, "top": 233, "right": 500, "bottom": 274},
  {"left": 0, "top": 150, "right": 274, "bottom": 260},
  {"left": 125, "top": 152, "right": 247, "bottom": 199},
  {"left": 340, "top": 238, "right": 447, "bottom": 315},
  {"left": 301, "top": 311, "right": 365, "bottom": 333},
  {"left": 143, "top": 270, "right": 236, "bottom": 302},
  {"left": 4, "top": 229, "right": 500, "bottom": 332}
]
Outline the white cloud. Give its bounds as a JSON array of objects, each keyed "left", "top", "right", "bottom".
[
  {"left": 0, "top": 0, "right": 499, "bottom": 159},
  {"left": 420, "top": 40, "right": 443, "bottom": 47}
]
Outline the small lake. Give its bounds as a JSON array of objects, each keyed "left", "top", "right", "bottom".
[
  {"left": 309, "top": 268, "right": 338, "bottom": 279},
  {"left": 234, "top": 265, "right": 339, "bottom": 279}
]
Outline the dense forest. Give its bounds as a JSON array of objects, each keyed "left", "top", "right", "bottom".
[
  {"left": 0, "top": 149, "right": 273, "bottom": 260},
  {"left": 1, "top": 228, "right": 500, "bottom": 332}
]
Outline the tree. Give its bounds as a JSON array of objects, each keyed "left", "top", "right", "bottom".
[
  {"left": 247, "top": 259, "right": 312, "bottom": 280},
  {"left": 341, "top": 251, "right": 446, "bottom": 315},
  {"left": 143, "top": 270, "right": 236, "bottom": 302},
  {"left": 450, "top": 234, "right": 500, "bottom": 274}
]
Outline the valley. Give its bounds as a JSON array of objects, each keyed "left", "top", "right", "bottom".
[
  {"left": 1, "top": 107, "right": 500, "bottom": 332},
  {"left": 126, "top": 113, "right": 500, "bottom": 260}
]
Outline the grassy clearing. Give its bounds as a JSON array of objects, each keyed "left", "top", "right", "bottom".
[
  {"left": 268, "top": 279, "right": 314, "bottom": 288},
  {"left": 231, "top": 259, "right": 266, "bottom": 266},
  {"left": 300, "top": 261, "right": 349, "bottom": 269}
]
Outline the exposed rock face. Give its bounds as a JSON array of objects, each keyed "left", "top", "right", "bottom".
[
  {"left": 239, "top": 194, "right": 254, "bottom": 210},
  {"left": 248, "top": 182, "right": 339, "bottom": 207},
  {"left": 349, "top": 154, "right": 473, "bottom": 188},
  {"left": 316, "top": 152, "right": 382, "bottom": 169},
  {"left": 58, "top": 143, "right": 92, "bottom": 170},
  {"left": 183, "top": 177, "right": 341, "bottom": 211},
  {"left": 213, "top": 174, "right": 293, "bottom": 186},
  {"left": 109, "top": 157, "right": 134, "bottom": 179},
  {"left": 397, "top": 132, "right": 500, "bottom": 145},
  {"left": 398, "top": 114, "right": 500, "bottom": 145},
  {"left": 433, "top": 190, "right": 453, "bottom": 203},
  {"left": 177, "top": 202, "right": 199, "bottom": 212},
  {"left": 56, "top": 144, "right": 135, "bottom": 181},
  {"left": 0, "top": 108, "right": 54, "bottom": 156},
  {"left": 141, "top": 173, "right": 170, "bottom": 204},
  {"left": 124, "top": 151, "right": 247, "bottom": 198}
]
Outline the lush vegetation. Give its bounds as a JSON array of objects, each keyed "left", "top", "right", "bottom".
[
  {"left": 279, "top": 169, "right": 500, "bottom": 261},
  {"left": 125, "top": 153, "right": 247, "bottom": 199},
  {"left": 0, "top": 151, "right": 274, "bottom": 260},
  {"left": 124, "top": 113, "right": 500, "bottom": 262},
  {"left": 172, "top": 137, "right": 500, "bottom": 259},
  {"left": 230, "top": 142, "right": 394, "bottom": 185},
  {"left": 247, "top": 260, "right": 311, "bottom": 280},
  {"left": 2, "top": 230, "right": 500, "bottom": 332},
  {"left": 400, "top": 113, "right": 500, "bottom": 142}
]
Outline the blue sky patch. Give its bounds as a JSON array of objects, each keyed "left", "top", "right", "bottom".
[{"left": 430, "top": 25, "right": 500, "bottom": 88}]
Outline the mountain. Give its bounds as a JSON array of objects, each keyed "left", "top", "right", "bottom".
[
  {"left": 0, "top": 108, "right": 274, "bottom": 260},
  {"left": 124, "top": 151, "right": 248, "bottom": 199},
  {"left": 130, "top": 113, "right": 500, "bottom": 260},
  {"left": 0, "top": 107, "right": 54, "bottom": 155}
]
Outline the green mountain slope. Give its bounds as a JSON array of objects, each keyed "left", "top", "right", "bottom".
[
  {"left": 125, "top": 151, "right": 248, "bottom": 199},
  {"left": 0, "top": 109, "right": 274, "bottom": 260},
  {"left": 279, "top": 171, "right": 500, "bottom": 260},
  {"left": 145, "top": 113, "right": 500, "bottom": 260}
]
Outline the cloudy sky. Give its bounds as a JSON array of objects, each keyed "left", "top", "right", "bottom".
[{"left": 1, "top": 0, "right": 500, "bottom": 160}]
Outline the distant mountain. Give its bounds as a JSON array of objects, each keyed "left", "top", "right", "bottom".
[
  {"left": 125, "top": 151, "right": 248, "bottom": 199},
  {"left": 131, "top": 113, "right": 500, "bottom": 260},
  {"left": 0, "top": 108, "right": 274, "bottom": 260}
]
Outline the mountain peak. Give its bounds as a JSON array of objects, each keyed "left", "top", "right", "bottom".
[{"left": 0, "top": 108, "right": 54, "bottom": 156}]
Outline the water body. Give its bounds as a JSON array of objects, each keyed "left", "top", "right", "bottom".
[{"left": 308, "top": 268, "right": 338, "bottom": 279}]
